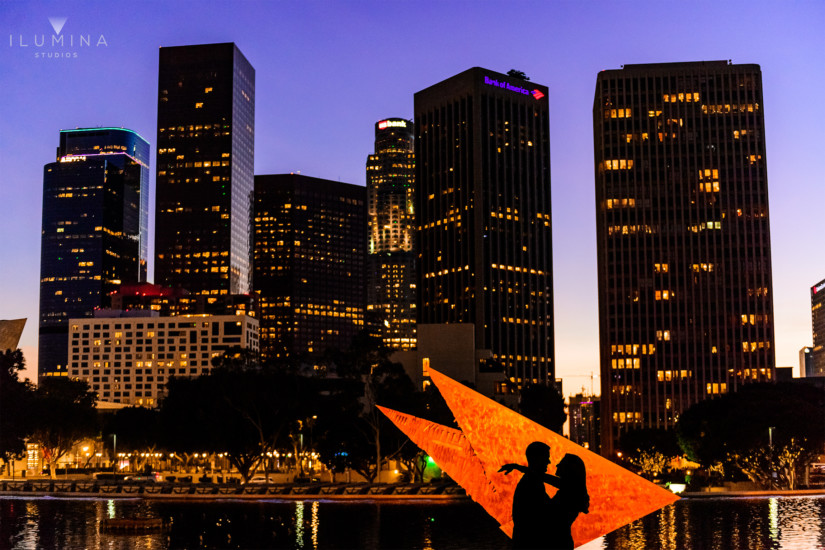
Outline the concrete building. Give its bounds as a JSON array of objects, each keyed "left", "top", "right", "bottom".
[
  {"left": 569, "top": 393, "right": 601, "bottom": 453},
  {"left": 414, "top": 67, "right": 554, "bottom": 387},
  {"left": 800, "top": 346, "right": 815, "bottom": 378},
  {"left": 68, "top": 310, "right": 259, "bottom": 407},
  {"left": 810, "top": 279, "right": 825, "bottom": 376},
  {"left": 392, "top": 323, "right": 513, "bottom": 404},
  {"left": 253, "top": 174, "right": 366, "bottom": 360},
  {"left": 594, "top": 61, "right": 776, "bottom": 455}
]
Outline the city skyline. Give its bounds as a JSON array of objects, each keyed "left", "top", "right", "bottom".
[{"left": 2, "top": 1, "right": 823, "bottom": 393}]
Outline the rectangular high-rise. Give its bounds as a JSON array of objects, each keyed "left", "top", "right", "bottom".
[
  {"left": 155, "top": 42, "right": 255, "bottom": 295},
  {"left": 367, "top": 118, "right": 416, "bottom": 350},
  {"left": 253, "top": 174, "right": 366, "bottom": 360},
  {"left": 594, "top": 61, "right": 775, "bottom": 455},
  {"left": 809, "top": 280, "right": 825, "bottom": 376},
  {"left": 414, "top": 67, "right": 554, "bottom": 386},
  {"left": 39, "top": 127, "right": 149, "bottom": 377}
]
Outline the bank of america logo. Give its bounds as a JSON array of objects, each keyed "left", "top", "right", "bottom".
[
  {"left": 48, "top": 17, "right": 67, "bottom": 34},
  {"left": 531, "top": 89, "right": 545, "bottom": 100}
]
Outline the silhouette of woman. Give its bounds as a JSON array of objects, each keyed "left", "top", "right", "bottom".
[{"left": 499, "top": 445, "right": 589, "bottom": 550}]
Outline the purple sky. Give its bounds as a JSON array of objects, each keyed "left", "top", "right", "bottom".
[{"left": 1, "top": 0, "right": 823, "bottom": 392}]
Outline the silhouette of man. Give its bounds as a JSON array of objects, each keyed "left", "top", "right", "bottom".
[
  {"left": 509, "top": 441, "right": 557, "bottom": 549},
  {"left": 501, "top": 443, "right": 590, "bottom": 550}
]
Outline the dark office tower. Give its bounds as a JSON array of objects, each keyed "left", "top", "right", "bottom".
[
  {"left": 594, "top": 61, "right": 776, "bottom": 456},
  {"left": 415, "top": 68, "right": 554, "bottom": 386},
  {"left": 155, "top": 43, "right": 255, "bottom": 296},
  {"left": 366, "top": 118, "right": 416, "bottom": 350},
  {"left": 253, "top": 174, "right": 366, "bottom": 360},
  {"left": 809, "top": 280, "right": 825, "bottom": 376},
  {"left": 39, "top": 127, "right": 150, "bottom": 377}
]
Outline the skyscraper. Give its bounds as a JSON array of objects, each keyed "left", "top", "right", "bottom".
[
  {"left": 366, "top": 118, "right": 416, "bottom": 350},
  {"left": 39, "top": 127, "right": 149, "bottom": 377},
  {"left": 155, "top": 42, "right": 255, "bottom": 295},
  {"left": 594, "top": 61, "right": 775, "bottom": 455},
  {"left": 414, "top": 68, "right": 554, "bottom": 386},
  {"left": 253, "top": 174, "right": 366, "bottom": 360},
  {"left": 809, "top": 280, "right": 825, "bottom": 376}
]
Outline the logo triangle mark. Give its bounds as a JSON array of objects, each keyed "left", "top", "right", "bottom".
[
  {"left": 48, "top": 17, "right": 67, "bottom": 35},
  {"left": 379, "top": 368, "right": 680, "bottom": 548}
]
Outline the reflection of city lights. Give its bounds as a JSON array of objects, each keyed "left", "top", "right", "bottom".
[
  {"left": 295, "top": 502, "right": 304, "bottom": 549},
  {"left": 769, "top": 497, "right": 779, "bottom": 542},
  {"left": 107, "top": 499, "right": 116, "bottom": 519},
  {"left": 311, "top": 501, "right": 319, "bottom": 550}
]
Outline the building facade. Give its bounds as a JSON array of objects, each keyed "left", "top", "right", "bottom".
[
  {"left": 68, "top": 311, "right": 259, "bottom": 407},
  {"left": 810, "top": 279, "right": 825, "bottom": 376},
  {"left": 569, "top": 393, "right": 601, "bottom": 454},
  {"left": 414, "top": 67, "right": 554, "bottom": 386},
  {"left": 107, "top": 282, "right": 258, "bottom": 319},
  {"left": 799, "top": 346, "right": 815, "bottom": 378},
  {"left": 39, "top": 128, "right": 149, "bottom": 378},
  {"left": 253, "top": 174, "right": 366, "bottom": 360},
  {"left": 155, "top": 42, "right": 255, "bottom": 295},
  {"left": 594, "top": 61, "right": 776, "bottom": 455},
  {"left": 366, "top": 118, "right": 416, "bottom": 350}
]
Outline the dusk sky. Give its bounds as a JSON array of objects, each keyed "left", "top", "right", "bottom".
[{"left": 1, "top": 0, "right": 823, "bottom": 393}]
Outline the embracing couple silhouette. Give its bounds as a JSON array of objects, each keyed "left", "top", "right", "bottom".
[{"left": 499, "top": 442, "right": 590, "bottom": 550}]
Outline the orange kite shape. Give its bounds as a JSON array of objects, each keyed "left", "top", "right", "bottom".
[{"left": 378, "top": 368, "right": 679, "bottom": 548}]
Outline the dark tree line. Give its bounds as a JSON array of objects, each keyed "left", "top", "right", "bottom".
[
  {"left": 1, "top": 341, "right": 568, "bottom": 483},
  {"left": 0, "top": 349, "right": 98, "bottom": 479},
  {"left": 617, "top": 382, "right": 825, "bottom": 489}
]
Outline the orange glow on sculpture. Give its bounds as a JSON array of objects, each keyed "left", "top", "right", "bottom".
[{"left": 378, "top": 368, "right": 680, "bottom": 547}]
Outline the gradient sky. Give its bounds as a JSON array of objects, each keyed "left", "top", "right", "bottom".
[{"left": 1, "top": 0, "right": 823, "bottom": 393}]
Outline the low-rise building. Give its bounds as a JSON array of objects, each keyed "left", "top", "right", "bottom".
[{"left": 68, "top": 310, "right": 259, "bottom": 407}]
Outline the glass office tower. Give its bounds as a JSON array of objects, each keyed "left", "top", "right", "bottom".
[
  {"left": 366, "top": 118, "right": 416, "bottom": 350},
  {"left": 39, "top": 127, "right": 149, "bottom": 377},
  {"left": 415, "top": 67, "right": 555, "bottom": 386},
  {"left": 594, "top": 61, "right": 775, "bottom": 455},
  {"left": 155, "top": 42, "right": 255, "bottom": 295},
  {"left": 253, "top": 174, "right": 366, "bottom": 360}
]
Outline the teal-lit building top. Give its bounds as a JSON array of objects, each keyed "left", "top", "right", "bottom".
[{"left": 39, "top": 127, "right": 150, "bottom": 378}]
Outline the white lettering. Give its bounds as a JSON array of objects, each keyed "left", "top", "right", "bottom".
[
  {"left": 96, "top": 35, "right": 107, "bottom": 47},
  {"left": 52, "top": 34, "right": 63, "bottom": 46}
]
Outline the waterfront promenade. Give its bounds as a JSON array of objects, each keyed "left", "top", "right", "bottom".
[{"left": 0, "top": 478, "right": 468, "bottom": 500}]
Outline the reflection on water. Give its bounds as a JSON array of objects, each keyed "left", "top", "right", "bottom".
[
  {"left": 599, "top": 496, "right": 825, "bottom": 550},
  {"left": 1, "top": 495, "right": 823, "bottom": 549}
]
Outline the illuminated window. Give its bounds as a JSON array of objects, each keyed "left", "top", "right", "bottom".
[
  {"left": 195, "top": 102, "right": 203, "bottom": 109},
  {"left": 603, "top": 159, "right": 634, "bottom": 170},
  {"left": 605, "top": 108, "right": 632, "bottom": 119},
  {"left": 654, "top": 263, "right": 668, "bottom": 273},
  {"left": 656, "top": 330, "right": 671, "bottom": 341}
]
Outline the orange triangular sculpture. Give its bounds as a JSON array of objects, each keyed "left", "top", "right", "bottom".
[{"left": 378, "top": 368, "right": 680, "bottom": 548}]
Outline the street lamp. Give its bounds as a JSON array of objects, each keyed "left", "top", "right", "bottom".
[{"left": 111, "top": 434, "right": 117, "bottom": 474}]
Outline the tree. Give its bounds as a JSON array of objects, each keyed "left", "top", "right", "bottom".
[
  {"left": 28, "top": 377, "right": 98, "bottom": 479},
  {"left": 618, "top": 428, "right": 681, "bottom": 479},
  {"left": 160, "top": 360, "right": 306, "bottom": 482},
  {"left": 103, "top": 406, "right": 162, "bottom": 472},
  {"left": 319, "top": 332, "right": 421, "bottom": 482},
  {"left": 518, "top": 382, "right": 566, "bottom": 434},
  {"left": 676, "top": 382, "right": 825, "bottom": 485},
  {"left": 0, "top": 349, "right": 33, "bottom": 475},
  {"left": 507, "top": 69, "right": 530, "bottom": 80}
]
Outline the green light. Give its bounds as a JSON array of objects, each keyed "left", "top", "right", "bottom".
[{"left": 427, "top": 456, "right": 436, "bottom": 466}]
